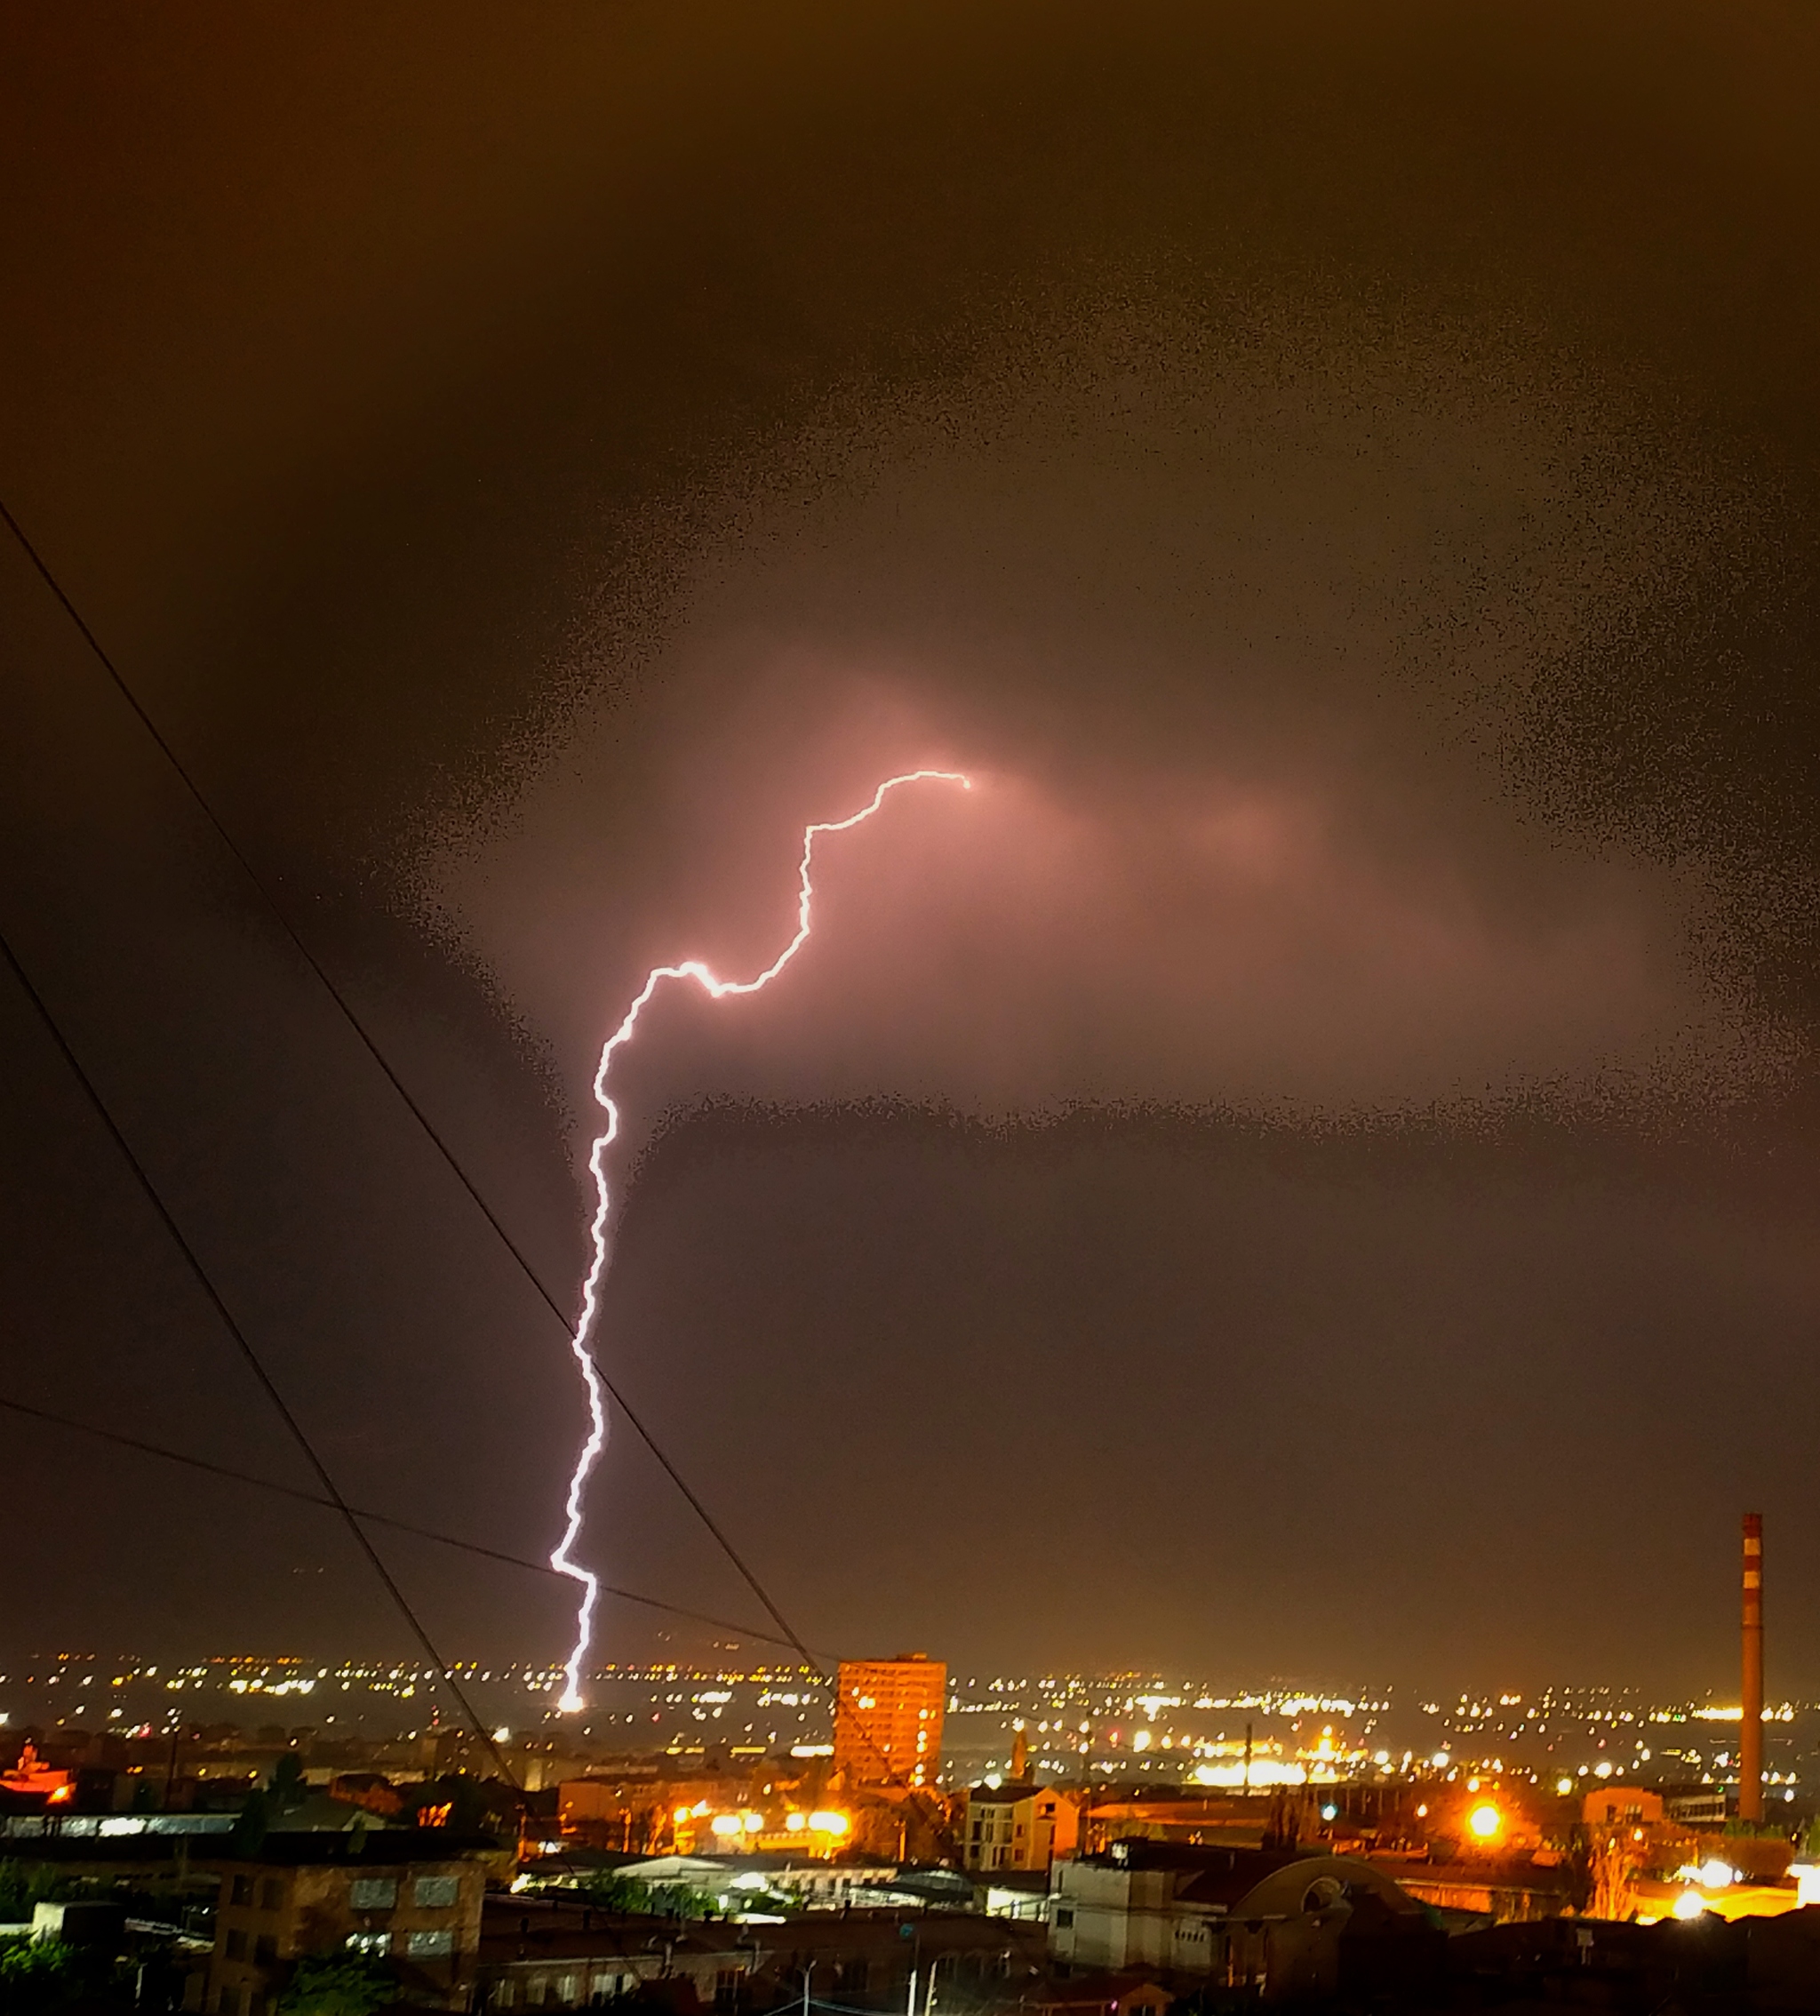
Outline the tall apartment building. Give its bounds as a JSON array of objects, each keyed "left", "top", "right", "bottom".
[{"left": 834, "top": 1653, "right": 946, "bottom": 1788}]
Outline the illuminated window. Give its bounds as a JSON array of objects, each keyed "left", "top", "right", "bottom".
[
  {"left": 349, "top": 1878, "right": 398, "bottom": 1911},
  {"left": 413, "top": 1876, "right": 459, "bottom": 1909},
  {"left": 409, "top": 1929, "right": 453, "bottom": 1958},
  {"left": 345, "top": 1933, "right": 390, "bottom": 1956}
]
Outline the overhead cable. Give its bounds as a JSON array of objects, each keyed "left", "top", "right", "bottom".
[
  {"left": 0, "top": 496, "right": 818, "bottom": 1673},
  {"left": 0, "top": 1390, "right": 809, "bottom": 1657},
  {"left": 2, "top": 503, "right": 947, "bottom": 1836},
  {"left": 0, "top": 924, "right": 518, "bottom": 1788}
]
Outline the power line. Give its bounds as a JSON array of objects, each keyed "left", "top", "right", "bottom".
[
  {"left": 596, "top": 1380, "right": 820, "bottom": 1675},
  {"left": 2, "top": 503, "right": 952, "bottom": 1846},
  {"left": 0, "top": 495, "right": 816, "bottom": 1675},
  {"left": 0, "top": 1391, "right": 810, "bottom": 1657},
  {"left": 0, "top": 924, "right": 518, "bottom": 1790},
  {"left": 4, "top": 915, "right": 927, "bottom": 1830}
]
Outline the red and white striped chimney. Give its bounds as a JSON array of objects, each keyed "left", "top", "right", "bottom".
[{"left": 1740, "top": 1512, "right": 1763, "bottom": 1823}]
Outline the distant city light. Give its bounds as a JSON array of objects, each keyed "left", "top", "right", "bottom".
[
  {"left": 1467, "top": 1804, "right": 1501, "bottom": 1841},
  {"left": 1191, "top": 1761, "right": 1305, "bottom": 1787},
  {"left": 1673, "top": 1892, "right": 1706, "bottom": 1920}
]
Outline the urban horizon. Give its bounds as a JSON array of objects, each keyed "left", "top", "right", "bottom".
[
  {"left": 6, "top": 1652, "right": 1812, "bottom": 1788},
  {"left": 12, "top": 7, "right": 1820, "bottom": 2008}
]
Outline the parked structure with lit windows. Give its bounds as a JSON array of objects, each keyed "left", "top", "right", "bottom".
[{"left": 834, "top": 1654, "right": 946, "bottom": 1788}]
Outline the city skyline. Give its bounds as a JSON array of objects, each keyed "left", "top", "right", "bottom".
[{"left": 12, "top": 12, "right": 1820, "bottom": 2008}]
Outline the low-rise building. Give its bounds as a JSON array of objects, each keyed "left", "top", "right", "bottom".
[
  {"left": 962, "top": 1784, "right": 1080, "bottom": 1874},
  {"left": 475, "top": 1897, "right": 1045, "bottom": 2012},
  {"left": 1049, "top": 1840, "right": 1425, "bottom": 2003},
  {"left": 203, "top": 1831, "right": 493, "bottom": 2014}
]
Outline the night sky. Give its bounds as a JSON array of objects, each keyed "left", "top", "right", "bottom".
[{"left": 5, "top": 4, "right": 1820, "bottom": 1697}]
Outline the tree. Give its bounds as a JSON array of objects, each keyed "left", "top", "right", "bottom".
[
  {"left": 268, "top": 1752, "right": 306, "bottom": 1812},
  {"left": 1560, "top": 1825, "right": 1594, "bottom": 1915},
  {"left": 0, "top": 1867, "right": 68, "bottom": 1926},
  {"left": 0, "top": 1934, "right": 120, "bottom": 2015},
  {"left": 577, "top": 1872, "right": 718, "bottom": 1920},
  {"left": 229, "top": 1788, "right": 272, "bottom": 1858},
  {"left": 275, "top": 1953, "right": 395, "bottom": 2016},
  {"left": 580, "top": 1872, "right": 658, "bottom": 1913}
]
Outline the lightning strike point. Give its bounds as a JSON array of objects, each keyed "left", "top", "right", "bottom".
[{"left": 548, "top": 769, "right": 972, "bottom": 1708}]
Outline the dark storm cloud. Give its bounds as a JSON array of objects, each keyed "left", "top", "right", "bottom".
[
  {"left": 432, "top": 298, "right": 1796, "bottom": 1125},
  {"left": 6, "top": 3, "right": 1820, "bottom": 1688}
]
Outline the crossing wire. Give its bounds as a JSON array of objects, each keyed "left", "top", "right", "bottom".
[
  {"left": 0, "top": 1390, "right": 809, "bottom": 1656},
  {"left": 0, "top": 494, "right": 818, "bottom": 1684},
  {"left": 2, "top": 500, "right": 959, "bottom": 1841},
  {"left": 0, "top": 922, "right": 517, "bottom": 1790}
]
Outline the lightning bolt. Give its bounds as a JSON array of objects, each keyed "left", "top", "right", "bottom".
[{"left": 551, "top": 769, "right": 973, "bottom": 1709}]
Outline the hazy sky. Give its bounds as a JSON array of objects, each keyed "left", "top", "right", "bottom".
[{"left": 5, "top": 3, "right": 1820, "bottom": 1699}]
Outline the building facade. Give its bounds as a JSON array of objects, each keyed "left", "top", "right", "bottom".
[
  {"left": 204, "top": 1836, "right": 490, "bottom": 2013},
  {"left": 475, "top": 1896, "right": 1044, "bottom": 2012},
  {"left": 1049, "top": 1841, "right": 1423, "bottom": 2002},
  {"left": 962, "top": 1782, "right": 1081, "bottom": 1873},
  {"left": 833, "top": 1655, "right": 946, "bottom": 1789}
]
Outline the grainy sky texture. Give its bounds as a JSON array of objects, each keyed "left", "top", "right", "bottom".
[{"left": 5, "top": 3, "right": 1820, "bottom": 1695}]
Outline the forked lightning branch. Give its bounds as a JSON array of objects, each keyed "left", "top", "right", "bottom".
[{"left": 550, "top": 771, "right": 973, "bottom": 1709}]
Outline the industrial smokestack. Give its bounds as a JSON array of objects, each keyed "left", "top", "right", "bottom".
[{"left": 1740, "top": 1512, "right": 1763, "bottom": 1823}]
